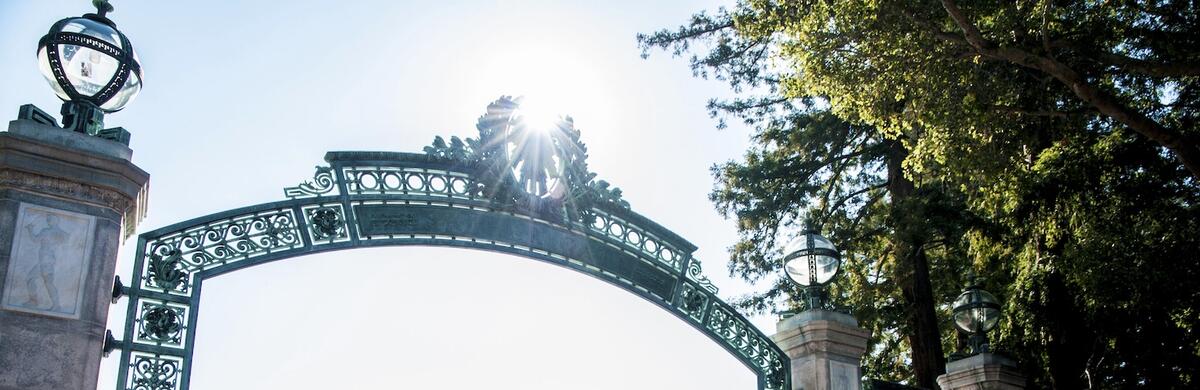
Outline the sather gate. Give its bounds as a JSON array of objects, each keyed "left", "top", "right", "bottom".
[{"left": 109, "top": 97, "right": 789, "bottom": 390}]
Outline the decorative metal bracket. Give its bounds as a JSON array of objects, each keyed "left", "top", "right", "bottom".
[
  {"left": 103, "top": 330, "right": 121, "bottom": 358},
  {"left": 18, "top": 104, "right": 59, "bottom": 126},
  {"left": 284, "top": 166, "right": 337, "bottom": 198},
  {"left": 111, "top": 275, "right": 126, "bottom": 304}
]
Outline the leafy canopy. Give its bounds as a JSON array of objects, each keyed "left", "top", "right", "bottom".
[{"left": 640, "top": 1, "right": 1200, "bottom": 388}]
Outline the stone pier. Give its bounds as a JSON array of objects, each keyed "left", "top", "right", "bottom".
[
  {"left": 772, "top": 310, "right": 871, "bottom": 390},
  {"left": 0, "top": 113, "right": 147, "bottom": 390},
  {"left": 936, "top": 353, "right": 1025, "bottom": 390}
]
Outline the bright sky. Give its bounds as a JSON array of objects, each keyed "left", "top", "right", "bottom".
[{"left": 1, "top": 1, "right": 782, "bottom": 389}]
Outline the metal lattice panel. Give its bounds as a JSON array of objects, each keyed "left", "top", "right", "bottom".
[{"left": 113, "top": 98, "right": 788, "bottom": 390}]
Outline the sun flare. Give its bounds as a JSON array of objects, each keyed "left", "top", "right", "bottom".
[
  {"left": 514, "top": 96, "right": 563, "bottom": 133},
  {"left": 473, "top": 41, "right": 612, "bottom": 135}
]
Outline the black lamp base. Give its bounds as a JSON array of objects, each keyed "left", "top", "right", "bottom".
[{"left": 61, "top": 100, "right": 105, "bottom": 136}]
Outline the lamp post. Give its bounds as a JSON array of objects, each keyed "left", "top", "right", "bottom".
[
  {"left": 0, "top": 2, "right": 149, "bottom": 388},
  {"left": 37, "top": 0, "right": 142, "bottom": 138},
  {"left": 781, "top": 224, "right": 841, "bottom": 311},
  {"left": 951, "top": 278, "right": 1002, "bottom": 355},
  {"left": 773, "top": 224, "right": 869, "bottom": 390},
  {"left": 938, "top": 280, "right": 1024, "bottom": 390}
]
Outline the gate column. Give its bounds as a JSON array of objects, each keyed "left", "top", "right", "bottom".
[
  {"left": 772, "top": 310, "right": 870, "bottom": 390},
  {"left": 936, "top": 353, "right": 1025, "bottom": 390},
  {"left": 0, "top": 115, "right": 148, "bottom": 390}
]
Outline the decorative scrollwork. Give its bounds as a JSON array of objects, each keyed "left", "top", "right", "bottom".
[
  {"left": 707, "top": 305, "right": 787, "bottom": 390},
  {"left": 284, "top": 166, "right": 336, "bottom": 198},
  {"left": 766, "top": 359, "right": 787, "bottom": 390},
  {"left": 138, "top": 304, "right": 183, "bottom": 344},
  {"left": 146, "top": 250, "right": 187, "bottom": 293},
  {"left": 131, "top": 355, "right": 179, "bottom": 390},
  {"left": 308, "top": 207, "right": 344, "bottom": 240},
  {"left": 141, "top": 209, "right": 302, "bottom": 293},
  {"left": 686, "top": 257, "right": 719, "bottom": 294}
]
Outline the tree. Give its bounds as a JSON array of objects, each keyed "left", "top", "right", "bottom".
[
  {"left": 701, "top": 105, "right": 972, "bottom": 386},
  {"left": 640, "top": 1, "right": 1200, "bottom": 388}
]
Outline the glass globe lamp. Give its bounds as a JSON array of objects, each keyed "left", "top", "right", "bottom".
[
  {"left": 952, "top": 281, "right": 1002, "bottom": 354},
  {"left": 37, "top": 2, "right": 141, "bottom": 135},
  {"left": 781, "top": 227, "right": 841, "bottom": 310}
]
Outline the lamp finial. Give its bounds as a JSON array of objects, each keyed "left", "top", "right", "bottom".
[{"left": 92, "top": 0, "right": 114, "bottom": 17}]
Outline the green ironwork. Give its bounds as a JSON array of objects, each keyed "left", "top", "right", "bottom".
[{"left": 111, "top": 97, "right": 788, "bottom": 390}]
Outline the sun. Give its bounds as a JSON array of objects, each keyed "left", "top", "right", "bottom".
[
  {"left": 514, "top": 96, "right": 563, "bottom": 133},
  {"left": 460, "top": 38, "right": 617, "bottom": 200},
  {"left": 470, "top": 40, "right": 613, "bottom": 135}
]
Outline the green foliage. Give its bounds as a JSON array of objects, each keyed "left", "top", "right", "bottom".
[{"left": 641, "top": 1, "right": 1200, "bottom": 388}]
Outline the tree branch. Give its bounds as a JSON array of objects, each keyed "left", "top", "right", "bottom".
[
  {"left": 939, "top": 0, "right": 991, "bottom": 50},
  {"left": 939, "top": 0, "right": 1200, "bottom": 179},
  {"left": 1092, "top": 52, "right": 1200, "bottom": 78},
  {"left": 986, "top": 104, "right": 1090, "bottom": 118},
  {"left": 824, "top": 181, "right": 890, "bottom": 222}
]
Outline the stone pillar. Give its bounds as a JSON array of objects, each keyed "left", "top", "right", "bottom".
[
  {"left": 772, "top": 310, "right": 871, "bottom": 390},
  {"left": 0, "top": 114, "right": 148, "bottom": 390},
  {"left": 936, "top": 353, "right": 1025, "bottom": 390}
]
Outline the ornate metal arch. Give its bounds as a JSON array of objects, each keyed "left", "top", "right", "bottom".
[{"left": 110, "top": 97, "right": 788, "bottom": 390}]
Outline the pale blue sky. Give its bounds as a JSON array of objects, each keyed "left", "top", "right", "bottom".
[{"left": 1, "top": 1, "right": 784, "bottom": 389}]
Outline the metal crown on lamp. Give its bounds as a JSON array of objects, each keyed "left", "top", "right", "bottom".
[
  {"left": 781, "top": 223, "right": 841, "bottom": 311},
  {"left": 37, "top": 0, "right": 142, "bottom": 137},
  {"left": 952, "top": 278, "right": 1002, "bottom": 355}
]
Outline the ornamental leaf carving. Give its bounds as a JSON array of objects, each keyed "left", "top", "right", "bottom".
[
  {"left": 421, "top": 96, "right": 631, "bottom": 222},
  {"left": 423, "top": 136, "right": 472, "bottom": 161},
  {"left": 147, "top": 250, "right": 187, "bottom": 292}
]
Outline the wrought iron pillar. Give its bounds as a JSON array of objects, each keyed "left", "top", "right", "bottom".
[
  {"left": 0, "top": 109, "right": 148, "bottom": 390},
  {"left": 936, "top": 353, "right": 1025, "bottom": 390},
  {"left": 771, "top": 310, "right": 870, "bottom": 390}
]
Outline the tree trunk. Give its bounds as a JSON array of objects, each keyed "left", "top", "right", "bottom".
[
  {"left": 1044, "top": 270, "right": 1090, "bottom": 389},
  {"left": 887, "top": 140, "right": 946, "bottom": 388}
]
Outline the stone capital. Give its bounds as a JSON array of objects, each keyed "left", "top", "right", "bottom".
[
  {"left": 1, "top": 119, "right": 149, "bottom": 238},
  {"left": 772, "top": 310, "right": 871, "bottom": 390},
  {"left": 936, "top": 353, "right": 1025, "bottom": 390}
]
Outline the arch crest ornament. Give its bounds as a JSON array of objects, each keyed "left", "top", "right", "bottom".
[{"left": 112, "top": 97, "right": 788, "bottom": 390}]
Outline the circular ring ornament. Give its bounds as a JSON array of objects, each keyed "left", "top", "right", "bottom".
[
  {"left": 142, "top": 306, "right": 182, "bottom": 342},
  {"left": 310, "top": 208, "right": 344, "bottom": 239}
]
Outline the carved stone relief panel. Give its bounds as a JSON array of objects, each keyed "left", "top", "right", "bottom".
[
  {"left": 829, "top": 360, "right": 861, "bottom": 390},
  {"left": 2, "top": 203, "right": 96, "bottom": 319}
]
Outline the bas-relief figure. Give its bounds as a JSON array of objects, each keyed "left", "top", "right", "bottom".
[{"left": 2, "top": 203, "right": 95, "bottom": 319}]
